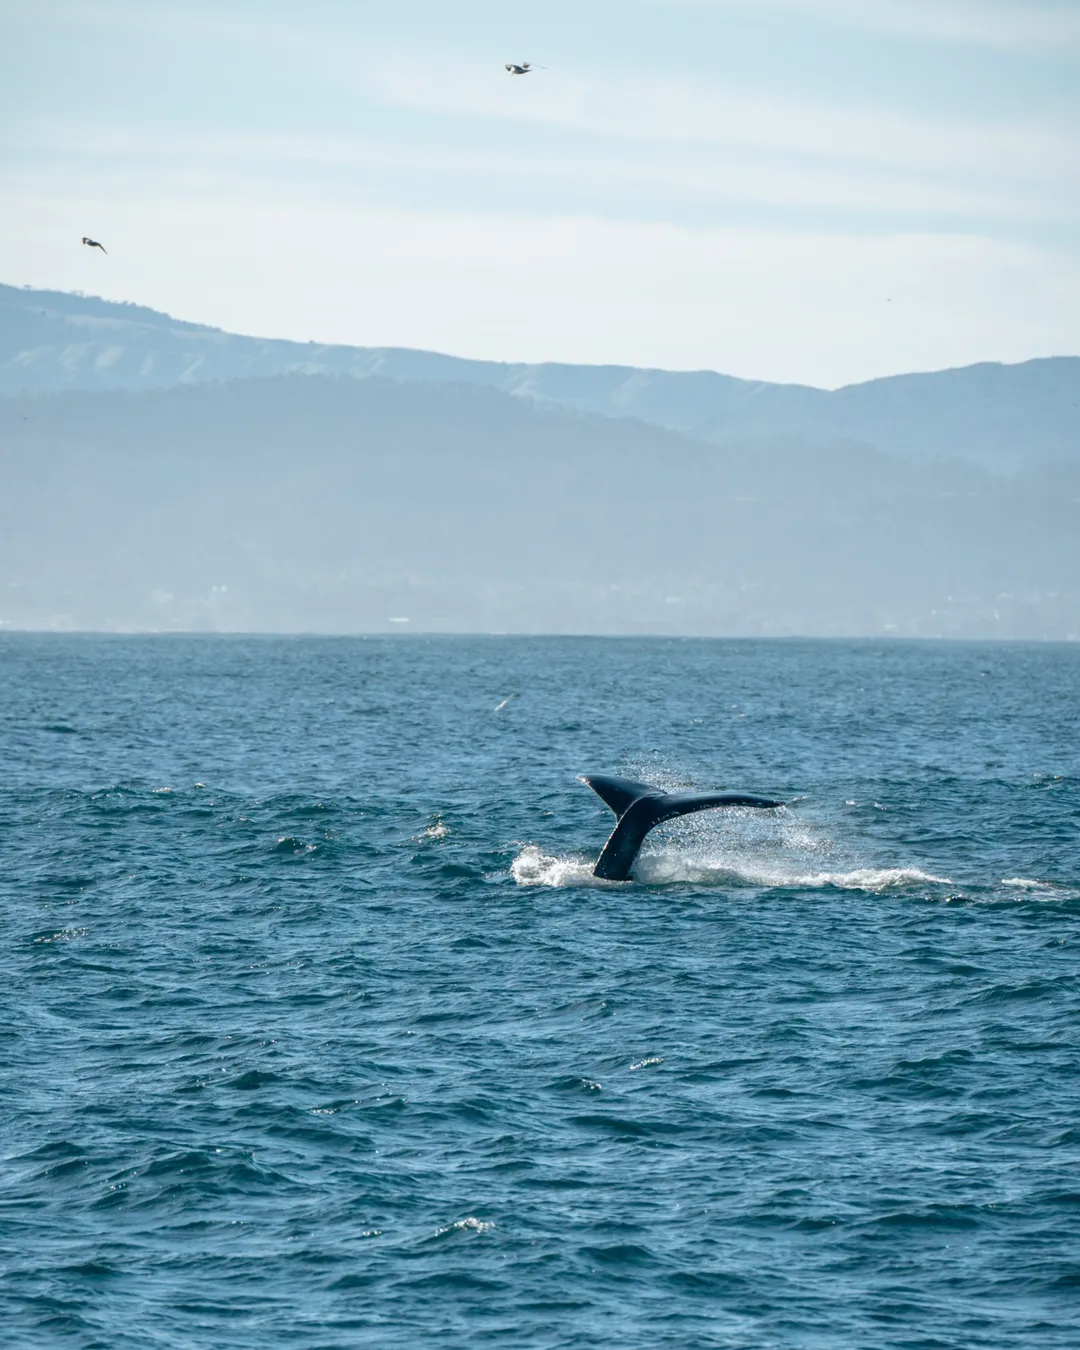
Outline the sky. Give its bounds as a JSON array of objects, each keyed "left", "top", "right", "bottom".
[{"left": 1, "top": 0, "right": 1078, "bottom": 386}]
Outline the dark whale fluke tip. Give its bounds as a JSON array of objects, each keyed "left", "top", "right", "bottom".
[{"left": 582, "top": 774, "right": 783, "bottom": 881}]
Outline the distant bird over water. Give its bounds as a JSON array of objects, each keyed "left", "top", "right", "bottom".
[
  {"left": 82, "top": 237, "right": 107, "bottom": 254},
  {"left": 505, "top": 62, "right": 540, "bottom": 75}
]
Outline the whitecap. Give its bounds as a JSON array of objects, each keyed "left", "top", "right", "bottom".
[
  {"left": 999, "top": 878, "right": 1076, "bottom": 900},
  {"left": 433, "top": 1216, "right": 493, "bottom": 1238}
]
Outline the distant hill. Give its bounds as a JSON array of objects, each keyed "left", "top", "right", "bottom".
[
  {"left": 2, "top": 284, "right": 1077, "bottom": 472},
  {"left": 2, "top": 376, "right": 1077, "bottom": 637}
]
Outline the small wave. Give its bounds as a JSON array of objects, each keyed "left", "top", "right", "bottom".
[
  {"left": 418, "top": 818, "right": 449, "bottom": 842},
  {"left": 429, "top": 1217, "right": 493, "bottom": 1241},
  {"left": 32, "top": 927, "right": 88, "bottom": 944},
  {"left": 999, "top": 878, "right": 1077, "bottom": 901},
  {"left": 273, "top": 836, "right": 317, "bottom": 856}
]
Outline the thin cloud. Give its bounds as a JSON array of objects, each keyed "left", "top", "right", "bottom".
[
  {"left": 13, "top": 4, "right": 1076, "bottom": 191},
  {"left": 659, "top": 0, "right": 1080, "bottom": 48},
  {"left": 363, "top": 57, "right": 1079, "bottom": 186},
  {"left": 20, "top": 4, "right": 1074, "bottom": 182},
  {"left": 8, "top": 118, "right": 1074, "bottom": 229},
  {"left": 31, "top": 0, "right": 1080, "bottom": 50}
]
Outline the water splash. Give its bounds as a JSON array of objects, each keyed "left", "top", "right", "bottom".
[
  {"left": 511, "top": 846, "right": 611, "bottom": 888},
  {"left": 513, "top": 845, "right": 948, "bottom": 893},
  {"left": 513, "top": 806, "right": 948, "bottom": 893},
  {"left": 634, "top": 856, "right": 949, "bottom": 890}
]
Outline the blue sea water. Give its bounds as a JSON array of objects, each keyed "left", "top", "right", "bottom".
[{"left": 1, "top": 634, "right": 1078, "bottom": 1349}]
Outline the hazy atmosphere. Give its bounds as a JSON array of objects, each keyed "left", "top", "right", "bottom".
[
  {"left": 1, "top": 0, "right": 1078, "bottom": 638},
  {"left": 1, "top": 285, "right": 1078, "bottom": 636}
]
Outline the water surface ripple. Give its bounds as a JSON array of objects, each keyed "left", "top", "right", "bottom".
[{"left": 1, "top": 636, "right": 1078, "bottom": 1348}]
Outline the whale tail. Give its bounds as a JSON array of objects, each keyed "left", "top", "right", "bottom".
[{"left": 581, "top": 774, "right": 783, "bottom": 881}]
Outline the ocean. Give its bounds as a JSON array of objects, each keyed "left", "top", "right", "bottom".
[{"left": 2, "top": 634, "right": 1078, "bottom": 1348}]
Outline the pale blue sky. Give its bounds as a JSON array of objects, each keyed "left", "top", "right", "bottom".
[{"left": 2, "top": 0, "right": 1078, "bottom": 384}]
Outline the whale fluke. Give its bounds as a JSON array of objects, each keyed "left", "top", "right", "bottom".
[{"left": 582, "top": 774, "right": 782, "bottom": 881}]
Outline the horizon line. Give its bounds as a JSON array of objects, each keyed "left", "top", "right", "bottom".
[{"left": 1, "top": 628, "right": 1076, "bottom": 645}]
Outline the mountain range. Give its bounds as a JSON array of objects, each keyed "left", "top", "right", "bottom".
[
  {"left": 3, "top": 283, "right": 1078, "bottom": 473},
  {"left": 1, "top": 283, "right": 1078, "bottom": 636}
]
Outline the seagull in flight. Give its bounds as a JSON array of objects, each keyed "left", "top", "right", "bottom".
[
  {"left": 505, "top": 61, "right": 542, "bottom": 75},
  {"left": 82, "top": 237, "right": 107, "bottom": 254}
]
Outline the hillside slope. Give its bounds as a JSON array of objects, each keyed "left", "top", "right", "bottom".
[
  {"left": 1, "top": 376, "right": 1076, "bottom": 636},
  {"left": 2, "top": 284, "right": 1077, "bottom": 471}
]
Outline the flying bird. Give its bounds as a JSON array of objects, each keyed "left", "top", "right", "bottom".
[
  {"left": 505, "top": 62, "right": 541, "bottom": 74},
  {"left": 82, "top": 237, "right": 107, "bottom": 254}
]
